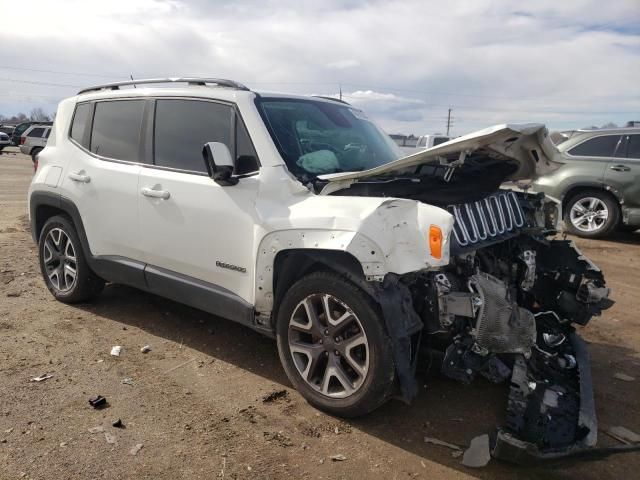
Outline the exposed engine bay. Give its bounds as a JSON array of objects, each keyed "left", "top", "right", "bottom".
[{"left": 404, "top": 190, "right": 614, "bottom": 464}]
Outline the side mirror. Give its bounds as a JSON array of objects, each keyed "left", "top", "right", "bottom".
[{"left": 202, "top": 142, "right": 238, "bottom": 186}]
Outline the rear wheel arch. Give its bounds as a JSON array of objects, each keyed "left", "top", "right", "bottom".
[{"left": 562, "top": 184, "right": 621, "bottom": 212}]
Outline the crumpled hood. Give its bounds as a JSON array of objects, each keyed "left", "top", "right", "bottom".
[{"left": 318, "top": 123, "right": 561, "bottom": 194}]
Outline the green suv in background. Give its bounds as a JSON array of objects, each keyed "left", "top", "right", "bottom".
[{"left": 533, "top": 128, "right": 640, "bottom": 238}]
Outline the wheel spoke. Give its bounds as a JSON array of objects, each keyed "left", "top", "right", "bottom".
[
  {"left": 290, "top": 341, "right": 324, "bottom": 381},
  {"left": 339, "top": 333, "right": 368, "bottom": 377},
  {"left": 332, "top": 361, "right": 356, "bottom": 396},
  {"left": 573, "top": 203, "right": 587, "bottom": 214}
]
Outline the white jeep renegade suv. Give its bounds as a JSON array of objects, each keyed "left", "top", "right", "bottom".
[{"left": 29, "top": 78, "right": 614, "bottom": 463}]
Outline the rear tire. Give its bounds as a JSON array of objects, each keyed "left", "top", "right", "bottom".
[
  {"left": 563, "top": 190, "right": 619, "bottom": 238},
  {"left": 38, "top": 215, "right": 104, "bottom": 303},
  {"left": 276, "top": 271, "right": 395, "bottom": 418},
  {"left": 31, "top": 147, "right": 42, "bottom": 164}
]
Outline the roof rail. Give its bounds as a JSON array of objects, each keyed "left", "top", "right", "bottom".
[
  {"left": 312, "top": 95, "right": 351, "bottom": 105},
  {"left": 78, "top": 77, "right": 250, "bottom": 95}
]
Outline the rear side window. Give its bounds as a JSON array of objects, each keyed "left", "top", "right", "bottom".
[
  {"left": 45, "top": 129, "right": 51, "bottom": 139},
  {"left": 153, "top": 99, "right": 233, "bottom": 173},
  {"left": 433, "top": 137, "right": 449, "bottom": 146},
  {"left": 27, "top": 127, "right": 45, "bottom": 137},
  {"left": 627, "top": 134, "right": 640, "bottom": 159},
  {"left": 70, "top": 103, "right": 93, "bottom": 147},
  {"left": 568, "top": 135, "right": 621, "bottom": 157},
  {"left": 91, "top": 100, "right": 145, "bottom": 161}
]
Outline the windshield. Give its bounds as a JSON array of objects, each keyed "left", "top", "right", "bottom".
[{"left": 257, "top": 98, "right": 403, "bottom": 179}]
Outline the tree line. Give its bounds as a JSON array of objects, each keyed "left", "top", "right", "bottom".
[{"left": 0, "top": 108, "right": 54, "bottom": 124}]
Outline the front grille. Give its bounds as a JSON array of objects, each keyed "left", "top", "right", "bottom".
[{"left": 447, "top": 191, "right": 525, "bottom": 249}]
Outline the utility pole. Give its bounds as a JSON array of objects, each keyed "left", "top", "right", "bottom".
[
  {"left": 446, "top": 108, "right": 452, "bottom": 136},
  {"left": 339, "top": 84, "right": 342, "bottom": 102}
]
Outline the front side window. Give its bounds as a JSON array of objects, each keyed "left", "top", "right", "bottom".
[
  {"left": 153, "top": 99, "right": 233, "bottom": 173},
  {"left": 28, "top": 127, "right": 45, "bottom": 137},
  {"left": 626, "top": 134, "right": 640, "bottom": 159},
  {"left": 70, "top": 103, "right": 93, "bottom": 147},
  {"left": 257, "top": 98, "right": 403, "bottom": 180},
  {"left": 568, "top": 135, "right": 621, "bottom": 157},
  {"left": 90, "top": 100, "right": 145, "bottom": 161}
]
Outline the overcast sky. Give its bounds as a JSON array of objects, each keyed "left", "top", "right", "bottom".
[{"left": 1, "top": 0, "right": 639, "bottom": 135}]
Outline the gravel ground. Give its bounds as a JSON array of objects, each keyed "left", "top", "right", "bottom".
[{"left": 1, "top": 148, "right": 639, "bottom": 479}]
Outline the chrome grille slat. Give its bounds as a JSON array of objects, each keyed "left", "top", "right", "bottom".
[{"left": 447, "top": 192, "right": 525, "bottom": 250}]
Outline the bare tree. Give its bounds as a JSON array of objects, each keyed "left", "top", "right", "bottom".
[
  {"left": 601, "top": 122, "right": 618, "bottom": 129},
  {"left": 29, "top": 108, "right": 51, "bottom": 122}
]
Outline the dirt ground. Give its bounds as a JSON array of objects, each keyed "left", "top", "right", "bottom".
[{"left": 1, "top": 148, "right": 639, "bottom": 480}]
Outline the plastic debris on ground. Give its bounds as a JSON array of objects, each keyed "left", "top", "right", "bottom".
[
  {"left": 140, "top": 345, "right": 151, "bottom": 353},
  {"left": 330, "top": 454, "right": 347, "bottom": 462},
  {"left": 110, "top": 346, "right": 122, "bottom": 357},
  {"left": 29, "top": 373, "right": 53, "bottom": 382},
  {"left": 112, "top": 419, "right": 124, "bottom": 428},
  {"left": 130, "top": 443, "right": 143, "bottom": 456},
  {"left": 613, "top": 372, "right": 635, "bottom": 382},
  {"left": 423, "top": 436, "right": 462, "bottom": 451},
  {"left": 88, "top": 426, "right": 105, "bottom": 434},
  {"left": 88, "top": 395, "right": 108, "bottom": 409},
  {"left": 122, "top": 378, "right": 134, "bottom": 386},
  {"left": 607, "top": 426, "right": 640, "bottom": 444},
  {"left": 461, "top": 434, "right": 491, "bottom": 468}
]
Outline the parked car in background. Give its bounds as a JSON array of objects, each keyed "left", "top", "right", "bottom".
[
  {"left": 0, "top": 132, "right": 10, "bottom": 152},
  {"left": 0, "top": 124, "right": 15, "bottom": 136},
  {"left": 415, "top": 134, "right": 451, "bottom": 149},
  {"left": 20, "top": 125, "right": 51, "bottom": 162},
  {"left": 533, "top": 127, "right": 640, "bottom": 237},
  {"left": 11, "top": 121, "right": 52, "bottom": 146}
]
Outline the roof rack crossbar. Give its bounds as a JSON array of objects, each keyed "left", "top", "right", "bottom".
[{"left": 78, "top": 77, "right": 250, "bottom": 94}]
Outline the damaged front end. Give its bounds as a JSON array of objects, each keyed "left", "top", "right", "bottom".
[{"left": 384, "top": 188, "right": 618, "bottom": 464}]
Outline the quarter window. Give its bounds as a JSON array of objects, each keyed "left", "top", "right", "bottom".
[
  {"left": 70, "top": 103, "right": 93, "bottom": 147},
  {"left": 568, "top": 135, "right": 622, "bottom": 157},
  {"left": 90, "top": 100, "right": 145, "bottom": 161},
  {"left": 27, "top": 127, "right": 45, "bottom": 137},
  {"left": 153, "top": 99, "right": 233, "bottom": 173},
  {"left": 626, "top": 134, "right": 640, "bottom": 160}
]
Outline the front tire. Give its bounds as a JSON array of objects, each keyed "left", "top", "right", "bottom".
[
  {"left": 38, "top": 215, "right": 104, "bottom": 303},
  {"left": 276, "top": 271, "right": 395, "bottom": 417},
  {"left": 564, "top": 190, "right": 619, "bottom": 238}
]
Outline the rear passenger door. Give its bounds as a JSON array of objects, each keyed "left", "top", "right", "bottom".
[
  {"left": 138, "top": 98, "right": 260, "bottom": 306},
  {"left": 605, "top": 134, "right": 640, "bottom": 215},
  {"left": 62, "top": 99, "right": 146, "bottom": 263}
]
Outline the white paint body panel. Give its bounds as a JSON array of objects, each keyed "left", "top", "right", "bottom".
[{"left": 29, "top": 85, "right": 546, "bottom": 316}]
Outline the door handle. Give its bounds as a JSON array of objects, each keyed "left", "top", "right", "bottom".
[
  {"left": 610, "top": 164, "right": 630, "bottom": 172},
  {"left": 141, "top": 187, "right": 170, "bottom": 200},
  {"left": 68, "top": 171, "right": 91, "bottom": 183}
]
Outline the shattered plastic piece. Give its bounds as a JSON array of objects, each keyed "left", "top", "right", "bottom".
[
  {"left": 122, "top": 378, "right": 134, "bottom": 385},
  {"left": 424, "top": 436, "right": 462, "bottom": 451},
  {"left": 112, "top": 419, "right": 124, "bottom": 428},
  {"left": 88, "top": 395, "right": 107, "bottom": 409},
  {"left": 130, "top": 443, "right": 143, "bottom": 455},
  {"left": 88, "top": 426, "right": 104, "bottom": 434},
  {"left": 608, "top": 426, "right": 640, "bottom": 444},
  {"left": 330, "top": 454, "right": 347, "bottom": 462},
  {"left": 29, "top": 373, "right": 53, "bottom": 382},
  {"left": 104, "top": 432, "right": 117, "bottom": 444},
  {"left": 296, "top": 150, "right": 339, "bottom": 175},
  {"left": 462, "top": 434, "right": 491, "bottom": 468},
  {"left": 613, "top": 372, "right": 635, "bottom": 382},
  {"left": 110, "top": 346, "right": 122, "bottom": 357},
  {"left": 140, "top": 345, "right": 151, "bottom": 353}
]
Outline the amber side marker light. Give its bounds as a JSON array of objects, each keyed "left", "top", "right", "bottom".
[{"left": 429, "top": 225, "right": 443, "bottom": 259}]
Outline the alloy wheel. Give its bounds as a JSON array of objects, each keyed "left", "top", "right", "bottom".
[
  {"left": 43, "top": 228, "right": 78, "bottom": 292},
  {"left": 569, "top": 197, "right": 609, "bottom": 233},
  {"left": 288, "top": 293, "right": 370, "bottom": 399}
]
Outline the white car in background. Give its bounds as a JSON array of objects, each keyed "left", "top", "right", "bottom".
[{"left": 20, "top": 125, "right": 51, "bottom": 162}]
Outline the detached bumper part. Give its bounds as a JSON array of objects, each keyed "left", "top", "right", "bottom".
[{"left": 493, "top": 332, "right": 615, "bottom": 465}]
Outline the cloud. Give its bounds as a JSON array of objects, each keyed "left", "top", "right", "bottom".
[{"left": 1, "top": 0, "right": 639, "bottom": 135}]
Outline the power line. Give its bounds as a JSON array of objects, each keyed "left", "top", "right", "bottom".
[
  {"left": 0, "top": 65, "right": 120, "bottom": 79},
  {"left": 0, "top": 77, "right": 82, "bottom": 88}
]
